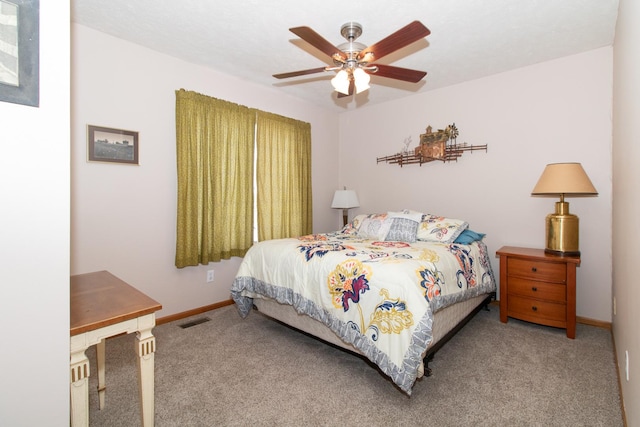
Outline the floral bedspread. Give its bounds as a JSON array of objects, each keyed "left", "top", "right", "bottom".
[{"left": 231, "top": 231, "right": 496, "bottom": 394}]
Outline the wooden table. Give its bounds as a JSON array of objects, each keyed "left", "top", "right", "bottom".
[{"left": 70, "top": 271, "right": 162, "bottom": 427}]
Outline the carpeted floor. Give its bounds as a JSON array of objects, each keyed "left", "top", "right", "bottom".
[{"left": 86, "top": 304, "right": 623, "bottom": 426}]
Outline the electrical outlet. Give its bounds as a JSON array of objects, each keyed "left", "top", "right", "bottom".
[
  {"left": 206, "top": 270, "right": 215, "bottom": 283},
  {"left": 626, "top": 350, "right": 630, "bottom": 381}
]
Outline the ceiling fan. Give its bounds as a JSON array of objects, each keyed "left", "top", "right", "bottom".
[{"left": 273, "top": 21, "right": 431, "bottom": 98}]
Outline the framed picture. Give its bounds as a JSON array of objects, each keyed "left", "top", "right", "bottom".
[
  {"left": 0, "top": 0, "right": 39, "bottom": 107},
  {"left": 87, "top": 125, "right": 139, "bottom": 165}
]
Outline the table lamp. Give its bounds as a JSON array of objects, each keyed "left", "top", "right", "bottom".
[
  {"left": 331, "top": 187, "right": 360, "bottom": 227},
  {"left": 531, "top": 162, "right": 597, "bottom": 255}
]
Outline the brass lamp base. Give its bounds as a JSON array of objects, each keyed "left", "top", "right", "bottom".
[{"left": 545, "top": 201, "right": 580, "bottom": 256}]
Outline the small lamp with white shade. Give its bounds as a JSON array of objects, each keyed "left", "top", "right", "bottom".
[{"left": 331, "top": 188, "right": 360, "bottom": 227}]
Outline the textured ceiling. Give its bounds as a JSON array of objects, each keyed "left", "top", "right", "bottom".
[{"left": 71, "top": 0, "right": 619, "bottom": 112}]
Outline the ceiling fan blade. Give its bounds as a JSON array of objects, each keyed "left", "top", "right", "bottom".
[
  {"left": 358, "top": 21, "right": 430, "bottom": 62},
  {"left": 371, "top": 64, "right": 427, "bottom": 83},
  {"left": 273, "top": 67, "right": 327, "bottom": 79},
  {"left": 289, "top": 26, "right": 347, "bottom": 61}
]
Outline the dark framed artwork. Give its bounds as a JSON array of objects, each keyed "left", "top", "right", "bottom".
[
  {"left": 87, "top": 125, "right": 140, "bottom": 165},
  {"left": 0, "top": 0, "right": 39, "bottom": 107}
]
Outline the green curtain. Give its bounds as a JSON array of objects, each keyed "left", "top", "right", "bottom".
[
  {"left": 175, "top": 90, "right": 254, "bottom": 267},
  {"left": 256, "top": 111, "right": 312, "bottom": 241}
]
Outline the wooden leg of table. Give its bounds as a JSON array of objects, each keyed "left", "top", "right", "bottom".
[
  {"left": 136, "top": 324, "right": 157, "bottom": 427},
  {"left": 96, "top": 339, "right": 106, "bottom": 409},
  {"left": 70, "top": 346, "right": 90, "bottom": 427}
]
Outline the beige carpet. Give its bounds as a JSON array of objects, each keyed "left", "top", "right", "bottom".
[{"left": 86, "top": 304, "right": 623, "bottom": 426}]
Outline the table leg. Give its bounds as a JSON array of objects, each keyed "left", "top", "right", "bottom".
[
  {"left": 96, "top": 339, "right": 106, "bottom": 409},
  {"left": 136, "top": 325, "right": 157, "bottom": 427},
  {"left": 70, "top": 346, "right": 90, "bottom": 427}
]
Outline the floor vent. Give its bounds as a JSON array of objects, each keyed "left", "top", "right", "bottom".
[{"left": 178, "top": 317, "right": 211, "bottom": 329}]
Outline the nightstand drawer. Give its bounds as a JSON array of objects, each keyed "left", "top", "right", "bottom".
[
  {"left": 507, "top": 295, "right": 566, "bottom": 323},
  {"left": 507, "top": 277, "right": 566, "bottom": 303},
  {"left": 508, "top": 258, "right": 566, "bottom": 283}
]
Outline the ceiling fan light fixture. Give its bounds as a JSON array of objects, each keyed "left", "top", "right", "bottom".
[
  {"left": 274, "top": 21, "right": 430, "bottom": 98},
  {"left": 331, "top": 69, "right": 350, "bottom": 95},
  {"left": 353, "top": 68, "right": 370, "bottom": 94}
]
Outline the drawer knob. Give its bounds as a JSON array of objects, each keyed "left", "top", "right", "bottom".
[
  {"left": 531, "top": 267, "right": 538, "bottom": 272},
  {"left": 532, "top": 286, "right": 538, "bottom": 292},
  {"left": 532, "top": 306, "right": 538, "bottom": 312}
]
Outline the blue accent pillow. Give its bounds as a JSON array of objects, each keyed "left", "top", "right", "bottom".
[{"left": 454, "top": 229, "right": 486, "bottom": 244}]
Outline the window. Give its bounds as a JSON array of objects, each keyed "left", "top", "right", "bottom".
[{"left": 174, "top": 90, "right": 311, "bottom": 267}]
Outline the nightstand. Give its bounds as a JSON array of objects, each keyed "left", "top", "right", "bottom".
[{"left": 496, "top": 246, "right": 581, "bottom": 338}]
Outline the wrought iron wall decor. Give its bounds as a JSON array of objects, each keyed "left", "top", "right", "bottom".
[{"left": 377, "top": 123, "right": 487, "bottom": 167}]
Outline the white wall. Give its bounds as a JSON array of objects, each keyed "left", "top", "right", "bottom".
[
  {"left": 0, "top": 2, "right": 70, "bottom": 425},
  {"left": 72, "top": 24, "right": 613, "bottom": 323},
  {"left": 613, "top": 0, "right": 640, "bottom": 422},
  {"left": 339, "top": 47, "right": 613, "bottom": 322},
  {"left": 71, "top": 24, "right": 340, "bottom": 317}
]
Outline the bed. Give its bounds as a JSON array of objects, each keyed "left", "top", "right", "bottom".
[{"left": 231, "top": 211, "right": 497, "bottom": 395}]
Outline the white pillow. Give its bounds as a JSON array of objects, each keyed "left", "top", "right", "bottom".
[
  {"left": 341, "top": 214, "right": 367, "bottom": 234},
  {"left": 417, "top": 214, "right": 468, "bottom": 243},
  {"left": 388, "top": 210, "right": 424, "bottom": 223},
  {"left": 357, "top": 214, "right": 392, "bottom": 240}
]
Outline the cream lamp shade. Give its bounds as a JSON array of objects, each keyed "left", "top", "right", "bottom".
[
  {"left": 330, "top": 68, "right": 371, "bottom": 95},
  {"left": 531, "top": 163, "right": 598, "bottom": 196},
  {"left": 331, "top": 189, "right": 360, "bottom": 227},
  {"left": 331, "top": 70, "right": 350, "bottom": 95},
  {"left": 531, "top": 162, "right": 597, "bottom": 255}
]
